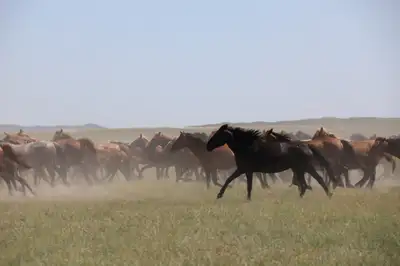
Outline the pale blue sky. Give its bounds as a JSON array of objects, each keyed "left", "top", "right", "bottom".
[{"left": 1, "top": 1, "right": 398, "bottom": 128}]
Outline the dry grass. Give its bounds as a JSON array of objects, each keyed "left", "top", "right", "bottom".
[{"left": 0, "top": 178, "right": 400, "bottom": 266}]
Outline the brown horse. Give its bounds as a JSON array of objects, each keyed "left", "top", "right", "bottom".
[
  {"left": 313, "top": 127, "right": 389, "bottom": 188},
  {"left": 304, "top": 127, "right": 368, "bottom": 188},
  {"left": 349, "top": 133, "right": 397, "bottom": 180},
  {"left": 94, "top": 142, "right": 131, "bottom": 182},
  {"left": 170, "top": 131, "right": 269, "bottom": 189},
  {"left": 353, "top": 136, "right": 400, "bottom": 188},
  {"left": 52, "top": 129, "right": 99, "bottom": 185}
]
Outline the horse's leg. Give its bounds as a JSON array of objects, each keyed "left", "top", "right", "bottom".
[
  {"left": 366, "top": 167, "right": 377, "bottom": 189},
  {"left": 342, "top": 168, "right": 354, "bottom": 188},
  {"left": 165, "top": 167, "right": 170, "bottom": 179},
  {"left": 216, "top": 169, "right": 243, "bottom": 199},
  {"left": 293, "top": 169, "right": 308, "bottom": 198},
  {"left": 1, "top": 173, "right": 14, "bottom": 196},
  {"left": 138, "top": 164, "right": 153, "bottom": 179},
  {"left": 14, "top": 171, "right": 36, "bottom": 196},
  {"left": 119, "top": 159, "right": 132, "bottom": 182},
  {"left": 354, "top": 168, "right": 371, "bottom": 188},
  {"left": 244, "top": 172, "right": 255, "bottom": 201},
  {"left": 55, "top": 164, "right": 70, "bottom": 186},
  {"left": 106, "top": 163, "right": 119, "bottom": 182},
  {"left": 255, "top": 172, "right": 269, "bottom": 189},
  {"left": 211, "top": 170, "right": 223, "bottom": 187},
  {"left": 45, "top": 164, "right": 57, "bottom": 187},
  {"left": 306, "top": 165, "right": 333, "bottom": 198}
]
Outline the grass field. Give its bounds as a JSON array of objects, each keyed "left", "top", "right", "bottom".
[{"left": 1, "top": 118, "right": 400, "bottom": 265}]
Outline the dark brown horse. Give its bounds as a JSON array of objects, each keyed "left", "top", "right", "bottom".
[
  {"left": 52, "top": 129, "right": 99, "bottom": 185},
  {"left": 0, "top": 143, "right": 36, "bottom": 196},
  {"left": 207, "top": 124, "right": 333, "bottom": 200},
  {"left": 138, "top": 132, "right": 175, "bottom": 179},
  {"left": 170, "top": 131, "right": 238, "bottom": 188}
]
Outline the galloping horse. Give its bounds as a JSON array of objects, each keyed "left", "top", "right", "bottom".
[
  {"left": 52, "top": 129, "right": 99, "bottom": 185},
  {"left": 207, "top": 124, "right": 333, "bottom": 200},
  {"left": 138, "top": 132, "right": 175, "bottom": 179},
  {"left": 2, "top": 131, "right": 67, "bottom": 187}
]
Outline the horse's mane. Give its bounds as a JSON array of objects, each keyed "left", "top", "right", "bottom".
[
  {"left": 313, "top": 127, "right": 339, "bottom": 139},
  {"left": 349, "top": 133, "right": 367, "bottom": 141},
  {"left": 191, "top": 132, "right": 209, "bottom": 142},
  {"left": 225, "top": 125, "right": 263, "bottom": 142},
  {"left": 270, "top": 130, "right": 293, "bottom": 142}
]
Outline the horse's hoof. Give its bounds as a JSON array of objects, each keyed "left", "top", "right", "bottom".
[
  {"left": 328, "top": 192, "right": 333, "bottom": 199},
  {"left": 216, "top": 193, "right": 223, "bottom": 199}
]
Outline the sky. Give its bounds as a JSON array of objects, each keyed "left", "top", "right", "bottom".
[{"left": 1, "top": 0, "right": 398, "bottom": 128}]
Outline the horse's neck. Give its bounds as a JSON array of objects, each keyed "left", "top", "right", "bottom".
[{"left": 185, "top": 138, "right": 208, "bottom": 156}]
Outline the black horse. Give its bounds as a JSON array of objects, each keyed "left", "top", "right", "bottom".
[{"left": 206, "top": 124, "right": 334, "bottom": 200}]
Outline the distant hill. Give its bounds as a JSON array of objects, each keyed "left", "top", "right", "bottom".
[
  {"left": 0, "top": 123, "right": 106, "bottom": 133},
  {"left": 189, "top": 117, "right": 400, "bottom": 128}
]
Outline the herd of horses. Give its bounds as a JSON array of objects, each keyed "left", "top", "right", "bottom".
[{"left": 0, "top": 125, "right": 399, "bottom": 201}]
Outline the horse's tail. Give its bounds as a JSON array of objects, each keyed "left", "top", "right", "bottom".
[
  {"left": 340, "top": 139, "right": 366, "bottom": 168},
  {"left": 77, "top": 138, "right": 98, "bottom": 166},
  {"left": 383, "top": 153, "right": 396, "bottom": 173},
  {"left": 1, "top": 144, "right": 31, "bottom": 169},
  {"left": 308, "top": 145, "right": 338, "bottom": 186}
]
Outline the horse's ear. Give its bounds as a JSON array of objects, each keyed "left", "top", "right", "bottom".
[
  {"left": 4, "top": 132, "right": 9, "bottom": 136},
  {"left": 220, "top": 124, "right": 229, "bottom": 130},
  {"left": 266, "top": 128, "right": 273, "bottom": 134},
  {"left": 19, "top": 129, "right": 23, "bottom": 134},
  {"left": 60, "top": 128, "right": 63, "bottom": 133},
  {"left": 139, "top": 133, "right": 142, "bottom": 138}
]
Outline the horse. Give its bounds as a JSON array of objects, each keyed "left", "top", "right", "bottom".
[
  {"left": 96, "top": 142, "right": 132, "bottom": 182},
  {"left": 206, "top": 124, "right": 333, "bottom": 200},
  {"left": 349, "top": 133, "right": 396, "bottom": 180},
  {"left": 306, "top": 127, "right": 367, "bottom": 188},
  {"left": 52, "top": 129, "right": 99, "bottom": 185},
  {"left": 355, "top": 136, "right": 400, "bottom": 188},
  {"left": 314, "top": 128, "right": 393, "bottom": 189},
  {"left": 138, "top": 132, "right": 176, "bottom": 179},
  {"left": 152, "top": 138, "right": 203, "bottom": 182},
  {"left": 0, "top": 143, "right": 36, "bottom": 196},
  {"left": 2, "top": 131, "right": 59, "bottom": 185},
  {"left": 0, "top": 139, "right": 68, "bottom": 187},
  {"left": 129, "top": 133, "right": 170, "bottom": 179}
]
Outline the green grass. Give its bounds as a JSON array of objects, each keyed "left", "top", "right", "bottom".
[{"left": 0, "top": 180, "right": 399, "bottom": 266}]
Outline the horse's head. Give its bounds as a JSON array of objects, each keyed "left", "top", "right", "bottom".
[
  {"left": 312, "top": 127, "right": 338, "bottom": 139},
  {"left": 3, "top": 132, "right": 35, "bottom": 144},
  {"left": 372, "top": 136, "right": 400, "bottom": 158},
  {"left": 53, "top": 128, "right": 72, "bottom": 141},
  {"left": 206, "top": 124, "right": 233, "bottom": 151},
  {"left": 130, "top": 134, "right": 149, "bottom": 150},
  {"left": 170, "top": 131, "right": 189, "bottom": 152}
]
